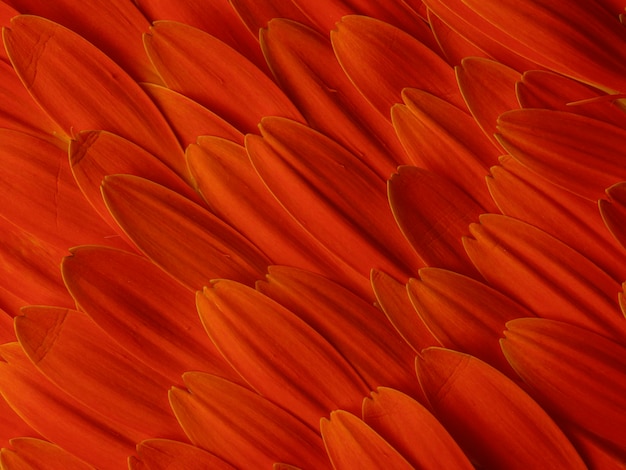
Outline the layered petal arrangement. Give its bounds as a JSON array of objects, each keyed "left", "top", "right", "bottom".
[{"left": 0, "top": 0, "right": 625, "bottom": 468}]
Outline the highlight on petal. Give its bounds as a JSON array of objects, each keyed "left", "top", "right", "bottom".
[
  {"left": 416, "top": 348, "right": 587, "bottom": 469},
  {"left": 169, "top": 372, "right": 330, "bottom": 469},
  {"left": 130, "top": 439, "right": 235, "bottom": 470},
  {"left": 1, "top": 438, "right": 93, "bottom": 470},
  {"left": 599, "top": 182, "right": 626, "bottom": 251},
  {"left": 501, "top": 318, "right": 626, "bottom": 453}
]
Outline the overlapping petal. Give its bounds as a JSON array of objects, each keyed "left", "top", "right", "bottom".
[
  {"left": 0, "top": 438, "right": 93, "bottom": 470},
  {"left": 130, "top": 439, "right": 235, "bottom": 470}
]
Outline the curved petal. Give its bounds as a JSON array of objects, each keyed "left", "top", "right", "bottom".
[
  {"left": 427, "top": 10, "right": 489, "bottom": 66},
  {"left": 0, "top": 438, "right": 93, "bottom": 470},
  {"left": 130, "top": 439, "right": 236, "bottom": 470},
  {"left": 599, "top": 182, "right": 626, "bottom": 251}
]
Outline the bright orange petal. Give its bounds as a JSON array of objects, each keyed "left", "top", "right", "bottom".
[
  {"left": 0, "top": 397, "right": 39, "bottom": 449},
  {"left": 599, "top": 182, "right": 626, "bottom": 251},
  {"left": 427, "top": 10, "right": 489, "bottom": 65},
  {"left": 1, "top": 438, "right": 93, "bottom": 470},
  {"left": 102, "top": 174, "right": 270, "bottom": 289},
  {"left": 416, "top": 348, "right": 587, "bottom": 469},
  {"left": 228, "top": 0, "right": 310, "bottom": 37},
  {"left": 130, "top": 439, "right": 235, "bottom": 470}
]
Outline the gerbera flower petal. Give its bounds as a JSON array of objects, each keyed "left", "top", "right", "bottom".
[
  {"left": 320, "top": 410, "right": 414, "bottom": 469},
  {"left": 388, "top": 166, "right": 483, "bottom": 278},
  {"left": 331, "top": 15, "right": 464, "bottom": 118},
  {"left": 3, "top": 15, "right": 186, "bottom": 176},
  {"left": 61, "top": 246, "right": 241, "bottom": 386},
  {"left": 101, "top": 174, "right": 270, "bottom": 289},
  {"left": 130, "top": 439, "right": 235, "bottom": 470},
  {"left": 256, "top": 266, "right": 420, "bottom": 396},
  {"left": 427, "top": 10, "right": 490, "bottom": 65},
  {"left": 497, "top": 109, "right": 626, "bottom": 201},
  {"left": 15, "top": 307, "right": 184, "bottom": 440},
  {"left": 261, "top": 18, "right": 405, "bottom": 179},
  {"left": 362, "top": 387, "right": 473, "bottom": 469},
  {"left": 228, "top": 0, "right": 311, "bottom": 36},
  {"left": 169, "top": 372, "right": 331, "bottom": 468},
  {"left": 599, "top": 182, "right": 626, "bottom": 250},
  {"left": 247, "top": 117, "right": 423, "bottom": 281},
  {"left": 197, "top": 280, "right": 369, "bottom": 427},
  {"left": 1, "top": 438, "right": 93, "bottom": 470},
  {"left": 407, "top": 268, "right": 534, "bottom": 376},
  {"left": 416, "top": 348, "right": 587, "bottom": 469},
  {"left": 0, "top": 398, "right": 38, "bottom": 449},
  {"left": 144, "top": 21, "right": 304, "bottom": 134},
  {"left": 463, "top": 214, "right": 626, "bottom": 341},
  {"left": 502, "top": 318, "right": 626, "bottom": 453}
]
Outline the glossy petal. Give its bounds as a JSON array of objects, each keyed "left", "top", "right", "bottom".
[
  {"left": 321, "top": 410, "right": 414, "bottom": 470},
  {"left": 197, "top": 281, "right": 369, "bottom": 427},
  {"left": 0, "top": 438, "right": 93, "bottom": 470},
  {"left": 388, "top": 166, "right": 483, "bottom": 278},
  {"left": 463, "top": 215, "right": 626, "bottom": 341},
  {"left": 363, "top": 387, "right": 473, "bottom": 469},
  {"left": 130, "top": 439, "right": 235, "bottom": 470},
  {"left": 4, "top": 15, "right": 186, "bottom": 176},
  {"left": 416, "top": 348, "right": 587, "bottom": 469},
  {"left": 502, "top": 318, "right": 626, "bottom": 452},
  {"left": 599, "top": 182, "right": 626, "bottom": 250},
  {"left": 102, "top": 174, "right": 270, "bottom": 289},
  {"left": 331, "top": 15, "right": 464, "bottom": 119},
  {"left": 497, "top": 109, "right": 626, "bottom": 201},
  {"left": 169, "top": 372, "right": 330, "bottom": 469},
  {"left": 144, "top": 21, "right": 304, "bottom": 134},
  {"left": 15, "top": 307, "right": 184, "bottom": 440}
]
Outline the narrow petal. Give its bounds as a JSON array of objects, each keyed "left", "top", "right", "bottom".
[
  {"left": 228, "top": 0, "right": 311, "bottom": 36},
  {"left": 144, "top": 21, "right": 304, "bottom": 134},
  {"left": 15, "top": 307, "right": 184, "bottom": 440},
  {"left": 197, "top": 281, "right": 369, "bottom": 427},
  {"left": 1, "top": 438, "right": 93, "bottom": 470},
  {"left": 130, "top": 439, "right": 235, "bottom": 470},
  {"left": 416, "top": 348, "right": 587, "bottom": 469},
  {"left": 599, "top": 182, "right": 626, "bottom": 250},
  {"left": 463, "top": 214, "right": 626, "bottom": 341},
  {"left": 388, "top": 166, "right": 483, "bottom": 278},
  {"left": 331, "top": 15, "right": 464, "bottom": 119},
  {"left": 363, "top": 388, "right": 473, "bottom": 469},
  {"left": 102, "top": 174, "right": 270, "bottom": 289},
  {"left": 169, "top": 372, "right": 330, "bottom": 469},
  {"left": 4, "top": 16, "right": 186, "bottom": 176},
  {"left": 427, "top": 10, "right": 490, "bottom": 66},
  {"left": 0, "top": 397, "right": 39, "bottom": 449},
  {"left": 321, "top": 411, "right": 414, "bottom": 470},
  {"left": 497, "top": 109, "right": 626, "bottom": 201},
  {"left": 502, "top": 318, "right": 626, "bottom": 452}
]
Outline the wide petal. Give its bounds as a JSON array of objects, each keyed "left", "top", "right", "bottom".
[
  {"left": 102, "top": 174, "right": 270, "bottom": 289},
  {"left": 130, "top": 439, "right": 235, "bottom": 470},
  {"left": 463, "top": 214, "right": 626, "bottom": 341},
  {"left": 502, "top": 318, "right": 626, "bottom": 453},
  {"left": 416, "top": 348, "right": 587, "bottom": 469},
  {"left": 599, "top": 182, "right": 626, "bottom": 250},
  {"left": 331, "top": 15, "right": 464, "bottom": 119},
  {"left": 169, "top": 372, "right": 330, "bottom": 469},
  {"left": 197, "top": 281, "right": 369, "bottom": 427},
  {"left": 1, "top": 438, "right": 93, "bottom": 470},
  {"left": 144, "top": 21, "right": 304, "bottom": 134}
]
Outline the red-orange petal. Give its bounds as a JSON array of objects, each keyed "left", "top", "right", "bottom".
[
  {"left": 600, "top": 182, "right": 626, "bottom": 251},
  {"left": 102, "top": 174, "right": 270, "bottom": 289},
  {"left": 130, "top": 439, "right": 235, "bottom": 470},
  {"left": 169, "top": 372, "right": 330, "bottom": 469},
  {"left": 144, "top": 21, "right": 304, "bottom": 134},
  {"left": 427, "top": 10, "right": 490, "bottom": 65},
  {"left": 197, "top": 281, "right": 369, "bottom": 427},
  {"left": 502, "top": 318, "right": 626, "bottom": 452},
  {"left": 331, "top": 15, "right": 464, "bottom": 119},
  {"left": 1, "top": 438, "right": 93, "bottom": 470},
  {"left": 229, "top": 0, "right": 311, "bottom": 37},
  {"left": 321, "top": 410, "right": 414, "bottom": 470},
  {"left": 463, "top": 214, "right": 626, "bottom": 341},
  {"left": 362, "top": 387, "right": 473, "bottom": 469},
  {"left": 416, "top": 348, "right": 587, "bottom": 469}
]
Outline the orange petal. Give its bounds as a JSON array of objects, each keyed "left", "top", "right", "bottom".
[
  {"left": 197, "top": 281, "right": 369, "bottom": 427},
  {"left": 463, "top": 214, "right": 626, "bottom": 341},
  {"left": 455, "top": 57, "right": 521, "bottom": 151},
  {"left": 427, "top": 9, "right": 489, "bottom": 65},
  {"left": 261, "top": 19, "right": 405, "bottom": 179},
  {"left": 130, "top": 439, "right": 235, "bottom": 470},
  {"left": 0, "top": 343, "right": 140, "bottom": 468},
  {"left": 229, "top": 0, "right": 311, "bottom": 37},
  {"left": 388, "top": 166, "right": 483, "bottom": 278},
  {"left": 599, "top": 182, "right": 626, "bottom": 251},
  {"left": 1, "top": 438, "right": 93, "bottom": 470},
  {"left": 4, "top": 15, "right": 186, "bottom": 176},
  {"left": 102, "top": 174, "right": 270, "bottom": 289},
  {"left": 61, "top": 246, "right": 241, "bottom": 386},
  {"left": 416, "top": 348, "right": 587, "bottom": 469},
  {"left": 502, "top": 318, "right": 626, "bottom": 453},
  {"left": 371, "top": 270, "right": 440, "bottom": 354},
  {"left": 15, "top": 307, "right": 184, "bottom": 440},
  {"left": 320, "top": 410, "right": 414, "bottom": 470},
  {"left": 256, "top": 266, "right": 420, "bottom": 397},
  {"left": 497, "top": 109, "right": 626, "bottom": 201},
  {"left": 0, "top": 397, "right": 39, "bottom": 449},
  {"left": 169, "top": 372, "right": 331, "bottom": 469},
  {"left": 362, "top": 387, "right": 473, "bottom": 469},
  {"left": 331, "top": 15, "right": 464, "bottom": 119},
  {"left": 489, "top": 155, "right": 626, "bottom": 282},
  {"left": 144, "top": 21, "right": 304, "bottom": 134},
  {"left": 247, "top": 117, "right": 423, "bottom": 282},
  {"left": 408, "top": 268, "right": 533, "bottom": 377},
  {"left": 391, "top": 88, "right": 499, "bottom": 210}
]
